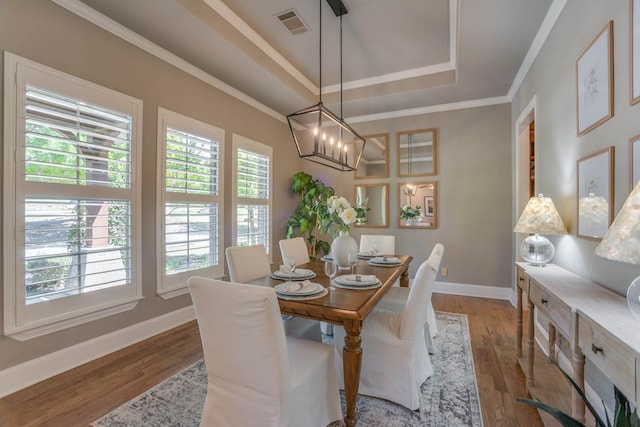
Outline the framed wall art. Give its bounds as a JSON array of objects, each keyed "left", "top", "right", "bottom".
[
  {"left": 632, "top": 0, "right": 640, "bottom": 105},
  {"left": 576, "top": 21, "right": 614, "bottom": 136},
  {"left": 577, "top": 147, "right": 614, "bottom": 240},
  {"left": 630, "top": 134, "right": 640, "bottom": 189}
]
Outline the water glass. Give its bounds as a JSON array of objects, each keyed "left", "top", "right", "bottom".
[
  {"left": 348, "top": 251, "right": 358, "bottom": 275},
  {"left": 324, "top": 261, "right": 337, "bottom": 290},
  {"left": 284, "top": 257, "right": 296, "bottom": 282}
]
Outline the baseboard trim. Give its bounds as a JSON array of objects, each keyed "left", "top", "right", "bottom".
[
  {"left": 433, "top": 280, "right": 511, "bottom": 300},
  {"left": 0, "top": 306, "right": 195, "bottom": 399}
]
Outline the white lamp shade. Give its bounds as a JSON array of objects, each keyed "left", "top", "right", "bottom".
[
  {"left": 595, "top": 181, "right": 640, "bottom": 264},
  {"left": 514, "top": 195, "right": 568, "bottom": 235},
  {"left": 595, "top": 180, "right": 640, "bottom": 322}
]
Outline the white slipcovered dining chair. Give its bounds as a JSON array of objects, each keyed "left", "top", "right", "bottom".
[
  {"left": 359, "top": 234, "right": 395, "bottom": 255},
  {"left": 278, "top": 237, "right": 310, "bottom": 265},
  {"left": 225, "top": 244, "right": 320, "bottom": 341},
  {"left": 377, "top": 243, "right": 444, "bottom": 353},
  {"left": 278, "top": 238, "right": 330, "bottom": 336},
  {"left": 333, "top": 258, "right": 436, "bottom": 410},
  {"left": 188, "top": 277, "right": 343, "bottom": 427}
]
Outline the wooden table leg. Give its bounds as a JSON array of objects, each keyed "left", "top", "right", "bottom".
[
  {"left": 343, "top": 319, "right": 363, "bottom": 427},
  {"left": 571, "top": 346, "right": 586, "bottom": 423},
  {"left": 516, "top": 285, "right": 523, "bottom": 358},
  {"left": 526, "top": 298, "right": 535, "bottom": 389},
  {"left": 548, "top": 323, "right": 556, "bottom": 363},
  {"left": 399, "top": 268, "right": 409, "bottom": 287}
]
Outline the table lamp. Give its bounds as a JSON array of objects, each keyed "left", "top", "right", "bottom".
[
  {"left": 595, "top": 180, "right": 640, "bottom": 320},
  {"left": 514, "top": 194, "right": 568, "bottom": 266}
]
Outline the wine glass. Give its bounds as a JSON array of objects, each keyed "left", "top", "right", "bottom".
[
  {"left": 372, "top": 240, "right": 381, "bottom": 256},
  {"left": 324, "top": 260, "right": 337, "bottom": 290},
  {"left": 348, "top": 250, "right": 358, "bottom": 275},
  {"left": 283, "top": 256, "right": 297, "bottom": 283}
]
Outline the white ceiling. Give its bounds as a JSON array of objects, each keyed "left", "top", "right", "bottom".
[{"left": 73, "top": 0, "right": 555, "bottom": 122}]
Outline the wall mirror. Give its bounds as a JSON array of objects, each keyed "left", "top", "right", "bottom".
[
  {"left": 577, "top": 147, "right": 613, "bottom": 240},
  {"left": 398, "top": 182, "right": 437, "bottom": 229},
  {"left": 397, "top": 128, "right": 437, "bottom": 177},
  {"left": 354, "top": 183, "right": 389, "bottom": 228},
  {"left": 355, "top": 134, "right": 389, "bottom": 179}
]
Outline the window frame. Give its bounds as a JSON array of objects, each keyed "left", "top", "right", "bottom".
[
  {"left": 3, "top": 52, "right": 143, "bottom": 341},
  {"left": 231, "top": 134, "right": 273, "bottom": 262},
  {"left": 156, "top": 107, "right": 225, "bottom": 298}
]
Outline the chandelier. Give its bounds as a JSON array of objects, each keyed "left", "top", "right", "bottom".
[{"left": 286, "top": 0, "right": 366, "bottom": 172}]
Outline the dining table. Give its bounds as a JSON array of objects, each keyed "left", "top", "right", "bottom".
[{"left": 247, "top": 254, "right": 412, "bottom": 427}]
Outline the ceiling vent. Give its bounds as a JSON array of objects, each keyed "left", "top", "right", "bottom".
[{"left": 276, "top": 9, "right": 308, "bottom": 35}]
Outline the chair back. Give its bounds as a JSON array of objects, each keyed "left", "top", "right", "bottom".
[
  {"left": 359, "top": 234, "right": 395, "bottom": 255},
  {"left": 279, "top": 237, "right": 310, "bottom": 265},
  {"left": 426, "top": 243, "right": 444, "bottom": 273},
  {"left": 188, "top": 277, "right": 289, "bottom": 397},
  {"left": 225, "top": 244, "right": 271, "bottom": 283},
  {"left": 399, "top": 259, "right": 437, "bottom": 341}
]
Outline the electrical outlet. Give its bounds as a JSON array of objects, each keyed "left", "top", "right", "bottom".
[{"left": 441, "top": 267, "right": 448, "bottom": 277}]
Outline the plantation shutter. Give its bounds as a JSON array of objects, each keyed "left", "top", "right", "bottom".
[{"left": 236, "top": 148, "right": 270, "bottom": 248}]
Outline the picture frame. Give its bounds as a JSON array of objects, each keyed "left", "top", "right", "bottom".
[
  {"left": 576, "top": 21, "right": 614, "bottom": 136},
  {"left": 630, "top": 134, "right": 640, "bottom": 190},
  {"left": 577, "top": 147, "right": 614, "bottom": 240},
  {"left": 398, "top": 181, "right": 437, "bottom": 229},
  {"left": 423, "top": 196, "right": 434, "bottom": 217},
  {"left": 632, "top": 0, "right": 640, "bottom": 105}
]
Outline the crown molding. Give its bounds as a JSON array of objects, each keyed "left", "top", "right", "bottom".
[
  {"left": 51, "top": 0, "right": 565, "bottom": 125},
  {"left": 507, "top": 0, "right": 568, "bottom": 100},
  {"left": 50, "top": 0, "right": 287, "bottom": 123}
]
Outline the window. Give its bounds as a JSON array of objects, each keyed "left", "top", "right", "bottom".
[
  {"left": 3, "top": 53, "right": 143, "bottom": 340},
  {"left": 232, "top": 134, "right": 272, "bottom": 260},
  {"left": 157, "top": 108, "right": 224, "bottom": 298}
]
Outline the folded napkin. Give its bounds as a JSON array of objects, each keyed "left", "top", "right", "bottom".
[
  {"left": 276, "top": 280, "right": 320, "bottom": 295},
  {"left": 338, "top": 274, "right": 378, "bottom": 285},
  {"left": 277, "top": 266, "right": 309, "bottom": 277},
  {"left": 371, "top": 256, "right": 400, "bottom": 263}
]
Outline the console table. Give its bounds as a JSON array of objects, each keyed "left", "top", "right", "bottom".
[{"left": 515, "top": 262, "right": 640, "bottom": 423}]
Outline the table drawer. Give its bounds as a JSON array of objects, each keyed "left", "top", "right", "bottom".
[
  {"left": 516, "top": 265, "right": 529, "bottom": 292},
  {"left": 529, "top": 278, "right": 571, "bottom": 336},
  {"left": 578, "top": 313, "right": 636, "bottom": 402}
]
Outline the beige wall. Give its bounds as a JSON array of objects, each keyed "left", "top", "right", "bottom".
[
  {"left": 0, "top": 0, "right": 306, "bottom": 369},
  {"left": 344, "top": 104, "right": 513, "bottom": 285},
  {"left": 511, "top": 0, "right": 640, "bottom": 296},
  {"left": 0, "top": 0, "right": 513, "bottom": 373}
]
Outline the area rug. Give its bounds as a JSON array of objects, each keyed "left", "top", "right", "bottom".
[{"left": 92, "top": 312, "right": 482, "bottom": 427}]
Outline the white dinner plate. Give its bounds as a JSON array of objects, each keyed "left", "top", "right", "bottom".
[
  {"left": 332, "top": 281, "right": 381, "bottom": 290},
  {"left": 271, "top": 268, "right": 316, "bottom": 280},
  {"left": 335, "top": 274, "right": 379, "bottom": 286},
  {"left": 274, "top": 281, "right": 323, "bottom": 296},
  {"left": 369, "top": 256, "right": 401, "bottom": 264},
  {"left": 357, "top": 252, "right": 376, "bottom": 259}
]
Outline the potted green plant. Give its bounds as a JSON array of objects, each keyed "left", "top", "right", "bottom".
[
  {"left": 400, "top": 204, "right": 421, "bottom": 225},
  {"left": 284, "top": 172, "right": 335, "bottom": 259},
  {"left": 285, "top": 172, "right": 367, "bottom": 259},
  {"left": 518, "top": 367, "right": 639, "bottom": 427}
]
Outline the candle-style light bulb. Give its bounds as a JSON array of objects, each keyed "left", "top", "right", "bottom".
[
  {"left": 344, "top": 144, "right": 348, "bottom": 165},
  {"left": 337, "top": 142, "right": 342, "bottom": 162},
  {"left": 330, "top": 137, "right": 335, "bottom": 157}
]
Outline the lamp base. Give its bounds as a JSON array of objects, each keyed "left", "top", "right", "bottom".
[
  {"left": 520, "top": 234, "right": 555, "bottom": 267},
  {"left": 627, "top": 276, "right": 640, "bottom": 321}
]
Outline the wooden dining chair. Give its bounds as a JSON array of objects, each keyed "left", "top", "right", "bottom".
[
  {"left": 333, "top": 258, "right": 436, "bottom": 410},
  {"left": 188, "top": 277, "right": 343, "bottom": 426},
  {"left": 376, "top": 243, "right": 444, "bottom": 353},
  {"left": 225, "top": 244, "right": 321, "bottom": 341}
]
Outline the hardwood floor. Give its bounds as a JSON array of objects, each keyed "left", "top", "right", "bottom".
[{"left": 0, "top": 294, "right": 551, "bottom": 427}]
